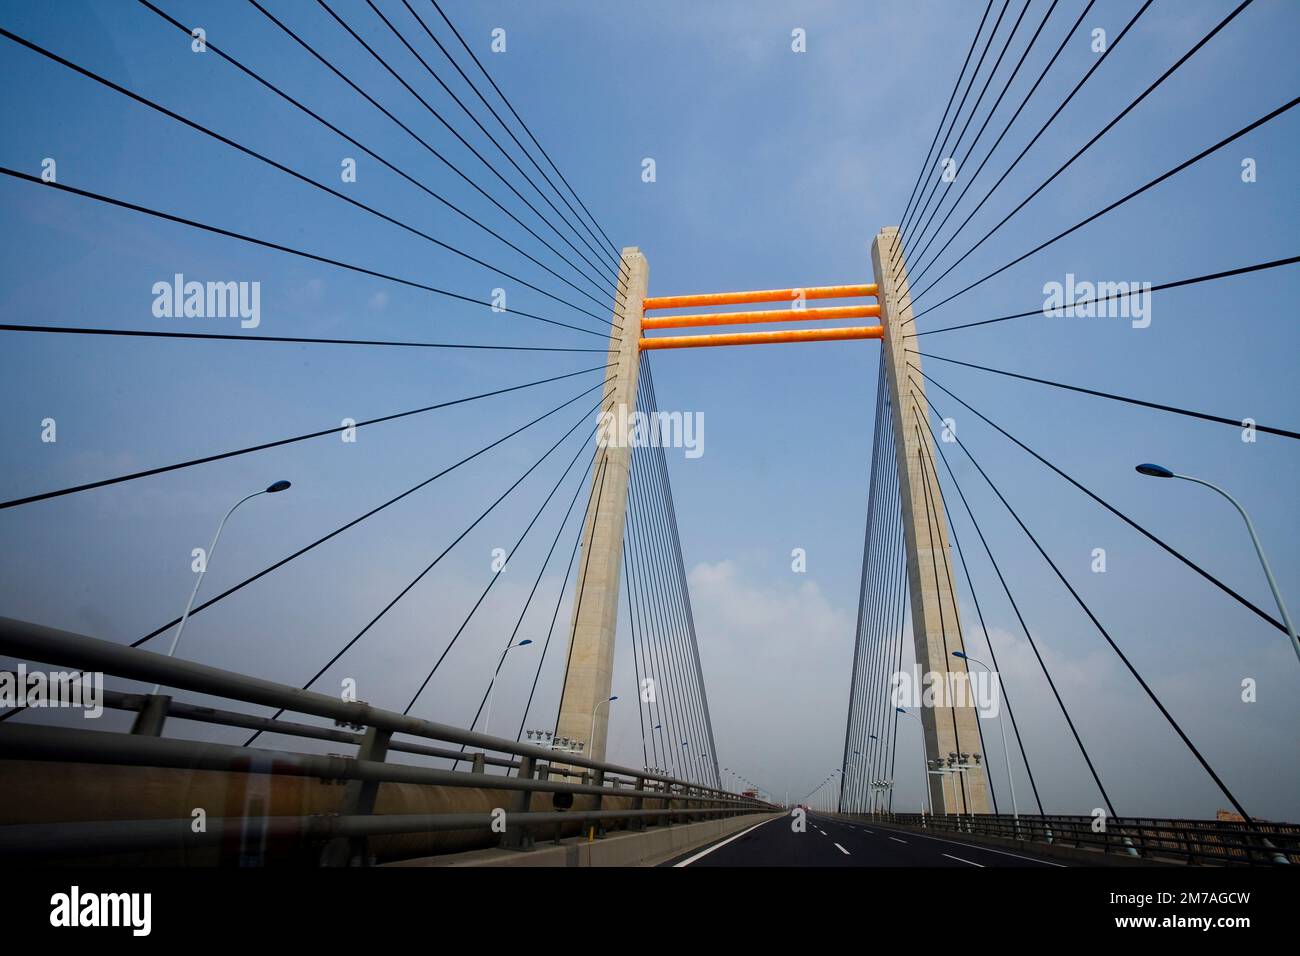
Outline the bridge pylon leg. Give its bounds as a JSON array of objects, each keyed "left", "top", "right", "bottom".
[
  {"left": 553, "top": 248, "right": 649, "bottom": 764},
  {"left": 872, "top": 227, "right": 990, "bottom": 816}
]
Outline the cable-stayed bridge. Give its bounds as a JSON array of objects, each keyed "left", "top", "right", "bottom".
[{"left": 0, "top": 0, "right": 1296, "bottom": 876}]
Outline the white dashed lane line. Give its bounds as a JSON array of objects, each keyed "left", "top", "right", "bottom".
[
  {"left": 889, "top": 837, "right": 907, "bottom": 844},
  {"left": 834, "top": 843, "right": 850, "bottom": 855},
  {"left": 873, "top": 825, "right": 1068, "bottom": 867},
  {"left": 942, "top": 853, "right": 984, "bottom": 867}
]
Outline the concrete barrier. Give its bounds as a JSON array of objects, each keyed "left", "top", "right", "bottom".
[{"left": 388, "top": 811, "right": 783, "bottom": 867}]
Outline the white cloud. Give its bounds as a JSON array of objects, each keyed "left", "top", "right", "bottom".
[{"left": 683, "top": 558, "right": 854, "bottom": 802}]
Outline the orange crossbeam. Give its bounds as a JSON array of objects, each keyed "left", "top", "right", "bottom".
[
  {"left": 639, "top": 325, "right": 884, "bottom": 350},
  {"left": 642, "top": 284, "right": 877, "bottom": 311},
  {"left": 642, "top": 304, "right": 880, "bottom": 330}
]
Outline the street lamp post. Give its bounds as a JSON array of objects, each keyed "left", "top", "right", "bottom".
[
  {"left": 929, "top": 761, "right": 954, "bottom": 814},
  {"left": 153, "top": 480, "right": 291, "bottom": 694},
  {"left": 864, "top": 737, "right": 879, "bottom": 812},
  {"left": 589, "top": 695, "right": 618, "bottom": 758},
  {"left": 954, "top": 649, "right": 1018, "bottom": 828},
  {"left": 842, "top": 758, "right": 863, "bottom": 814},
  {"left": 896, "top": 707, "right": 931, "bottom": 825},
  {"left": 483, "top": 639, "right": 533, "bottom": 736},
  {"left": 1137, "top": 463, "right": 1299, "bottom": 665},
  {"left": 641, "top": 722, "right": 663, "bottom": 770}
]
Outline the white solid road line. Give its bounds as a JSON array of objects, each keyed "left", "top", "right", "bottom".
[
  {"left": 673, "top": 815, "right": 781, "bottom": 867},
  {"left": 942, "top": 853, "right": 984, "bottom": 867},
  {"left": 889, "top": 836, "right": 907, "bottom": 844},
  {"left": 834, "top": 843, "right": 850, "bottom": 855}
]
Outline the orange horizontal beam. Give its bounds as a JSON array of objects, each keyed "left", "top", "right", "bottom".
[
  {"left": 642, "top": 284, "right": 877, "bottom": 311},
  {"left": 642, "top": 304, "right": 880, "bottom": 330},
  {"left": 639, "top": 325, "right": 884, "bottom": 350}
]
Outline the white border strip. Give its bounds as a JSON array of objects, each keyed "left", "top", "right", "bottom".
[{"left": 673, "top": 815, "right": 783, "bottom": 867}]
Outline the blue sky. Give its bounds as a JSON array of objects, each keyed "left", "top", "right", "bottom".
[{"left": 0, "top": 0, "right": 1296, "bottom": 819}]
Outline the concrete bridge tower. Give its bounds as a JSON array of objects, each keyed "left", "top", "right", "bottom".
[
  {"left": 873, "top": 227, "right": 990, "bottom": 815},
  {"left": 553, "top": 248, "right": 648, "bottom": 763}
]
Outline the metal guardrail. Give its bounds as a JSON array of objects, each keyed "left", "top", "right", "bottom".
[
  {"left": 852, "top": 811, "right": 1299, "bottom": 866},
  {"left": 0, "top": 617, "right": 774, "bottom": 865}
]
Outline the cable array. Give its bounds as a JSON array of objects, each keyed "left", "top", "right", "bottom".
[
  {"left": 616, "top": 357, "right": 720, "bottom": 786},
  {"left": 839, "top": 353, "right": 909, "bottom": 813}
]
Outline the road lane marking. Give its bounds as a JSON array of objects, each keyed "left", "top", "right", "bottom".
[
  {"left": 889, "top": 837, "right": 907, "bottom": 844},
  {"left": 871, "top": 825, "right": 1067, "bottom": 867},
  {"left": 673, "top": 816, "right": 782, "bottom": 867},
  {"left": 834, "top": 843, "right": 850, "bottom": 855},
  {"left": 942, "top": 853, "right": 984, "bottom": 867}
]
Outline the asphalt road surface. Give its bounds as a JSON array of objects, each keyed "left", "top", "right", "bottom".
[{"left": 664, "top": 812, "right": 1066, "bottom": 867}]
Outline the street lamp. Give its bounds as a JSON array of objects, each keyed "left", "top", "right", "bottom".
[
  {"left": 1136, "top": 463, "right": 1299, "bottom": 664},
  {"left": 483, "top": 639, "right": 533, "bottom": 736},
  {"left": 896, "top": 707, "right": 931, "bottom": 824},
  {"left": 641, "top": 722, "right": 663, "bottom": 769},
  {"left": 588, "top": 695, "right": 617, "bottom": 757},
  {"left": 153, "top": 480, "right": 291, "bottom": 693},
  {"left": 929, "top": 759, "right": 965, "bottom": 815},
  {"left": 954, "top": 649, "right": 1017, "bottom": 826},
  {"left": 698, "top": 750, "right": 716, "bottom": 788}
]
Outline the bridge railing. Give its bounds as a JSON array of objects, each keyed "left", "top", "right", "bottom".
[
  {"left": 0, "top": 616, "right": 774, "bottom": 865},
  {"left": 857, "top": 811, "right": 1299, "bottom": 866}
]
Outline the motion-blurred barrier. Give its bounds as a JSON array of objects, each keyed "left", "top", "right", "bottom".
[
  {"left": 0, "top": 616, "right": 773, "bottom": 866},
  {"left": 850, "top": 811, "right": 1299, "bottom": 866}
]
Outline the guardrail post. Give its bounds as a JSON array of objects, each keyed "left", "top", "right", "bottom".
[
  {"left": 1260, "top": 836, "right": 1291, "bottom": 865},
  {"left": 130, "top": 694, "right": 170, "bottom": 736},
  {"left": 500, "top": 754, "right": 536, "bottom": 851},
  {"left": 607, "top": 775, "right": 627, "bottom": 831},
  {"left": 536, "top": 764, "right": 565, "bottom": 845},
  {"left": 589, "top": 769, "right": 606, "bottom": 840},
  {"left": 631, "top": 776, "right": 646, "bottom": 831},
  {"left": 471, "top": 752, "right": 485, "bottom": 774},
  {"left": 322, "top": 723, "right": 392, "bottom": 866}
]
